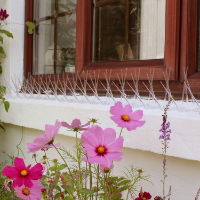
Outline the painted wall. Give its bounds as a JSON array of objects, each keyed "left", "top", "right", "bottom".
[
  {"left": 0, "top": 0, "right": 200, "bottom": 200},
  {"left": 1, "top": 123, "right": 200, "bottom": 200}
]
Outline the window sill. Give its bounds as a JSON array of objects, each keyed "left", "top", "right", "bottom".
[{"left": 0, "top": 97, "right": 200, "bottom": 162}]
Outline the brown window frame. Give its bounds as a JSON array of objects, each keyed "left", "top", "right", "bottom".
[
  {"left": 25, "top": 0, "right": 200, "bottom": 98},
  {"left": 176, "top": 0, "right": 200, "bottom": 96},
  {"left": 25, "top": 0, "right": 181, "bottom": 80},
  {"left": 76, "top": 0, "right": 181, "bottom": 80}
]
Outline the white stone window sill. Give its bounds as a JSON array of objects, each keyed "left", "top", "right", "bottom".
[{"left": 0, "top": 97, "right": 200, "bottom": 162}]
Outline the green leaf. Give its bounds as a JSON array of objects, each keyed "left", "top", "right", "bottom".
[
  {"left": 4, "top": 101, "right": 10, "bottom": 112},
  {"left": 0, "top": 30, "right": 13, "bottom": 38},
  {"left": 0, "top": 36, "right": 3, "bottom": 43},
  {"left": 79, "top": 188, "right": 94, "bottom": 195},
  {"left": 54, "top": 193, "right": 61, "bottom": 199},
  {"left": 58, "top": 164, "right": 67, "bottom": 170},
  {"left": 0, "top": 85, "right": 6, "bottom": 95},
  {"left": 25, "top": 21, "right": 36, "bottom": 34},
  {"left": 0, "top": 46, "right": 5, "bottom": 56}
]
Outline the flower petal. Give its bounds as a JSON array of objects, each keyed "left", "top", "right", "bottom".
[
  {"left": 103, "top": 128, "right": 116, "bottom": 145},
  {"left": 71, "top": 119, "right": 81, "bottom": 128},
  {"left": 126, "top": 120, "right": 145, "bottom": 131},
  {"left": 105, "top": 152, "right": 122, "bottom": 161},
  {"left": 14, "top": 158, "right": 26, "bottom": 170},
  {"left": 131, "top": 110, "right": 144, "bottom": 120},
  {"left": 107, "top": 136, "right": 123, "bottom": 152},
  {"left": 61, "top": 121, "right": 71, "bottom": 129},
  {"left": 2, "top": 166, "right": 18, "bottom": 179},
  {"left": 29, "top": 163, "right": 43, "bottom": 180},
  {"left": 12, "top": 178, "right": 24, "bottom": 188},
  {"left": 110, "top": 101, "right": 124, "bottom": 115}
]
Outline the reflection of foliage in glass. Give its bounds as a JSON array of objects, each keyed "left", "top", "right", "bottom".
[
  {"left": 57, "top": 0, "right": 77, "bottom": 68},
  {"left": 57, "top": 0, "right": 76, "bottom": 48}
]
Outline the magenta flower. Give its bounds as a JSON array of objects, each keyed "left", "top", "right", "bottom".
[
  {"left": 15, "top": 180, "right": 44, "bottom": 200},
  {"left": 0, "top": 9, "right": 9, "bottom": 21},
  {"left": 62, "top": 119, "right": 90, "bottom": 132},
  {"left": 2, "top": 158, "right": 43, "bottom": 188},
  {"left": 27, "top": 120, "right": 61, "bottom": 153},
  {"left": 81, "top": 125, "right": 123, "bottom": 168},
  {"left": 110, "top": 101, "right": 145, "bottom": 131}
]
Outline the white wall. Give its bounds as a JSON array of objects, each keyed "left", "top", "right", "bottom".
[
  {"left": 1, "top": 123, "right": 200, "bottom": 200},
  {"left": 0, "top": 1, "right": 200, "bottom": 200}
]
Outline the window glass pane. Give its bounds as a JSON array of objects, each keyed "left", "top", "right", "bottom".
[
  {"left": 33, "top": 0, "right": 77, "bottom": 75},
  {"left": 58, "top": 0, "right": 76, "bottom": 13},
  {"left": 33, "top": 20, "right": 54, "bottom": 75},
  {"left": 57, "top": 15, "right": 76, "bottom": 73},
  {"left": 93, "top": 0, "right": 166, "bottom": 62},
  {"left": 34, "top": 0, "right": 55, "bottom": 19}
]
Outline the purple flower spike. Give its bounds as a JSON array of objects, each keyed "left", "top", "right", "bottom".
[
  {"left": 0, "top": 9, "right": 9, "bottom": 21},
  {"left": 159, "top": 121, "right": 171, "bottom": 141}
]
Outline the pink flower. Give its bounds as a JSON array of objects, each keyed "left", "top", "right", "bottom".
[
  {"left": 110, "top": 101, "right": 145, "bottom": 131},
  {"left": 0, "top": 9, "right": 9, "bottom": 21},
  {"left": 15, "top": 180, "right": 44, "bottom": 200},
  {"left": 62, "top": 119, "right": 90, "bottom": 132},
  {"left": 81, "top": 125, "right": 123, "bottom": 168},
  {"left": 2, "top": 157, "right": 43, "bottom": 188},
  {"left": 27, "top": 120, "right": 61, "bottom": 153}
]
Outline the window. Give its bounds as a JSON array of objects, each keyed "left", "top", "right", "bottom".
[
  {"left": 76, "top": 0, "right": 179, "bottom": 80},
  {"left": 32, "top": 0, "right": 76, "bottom": 75},
  {"left": 25, "top": 0, "right": 179, "bottom": 80},
  {"left": 26, "top": 0, "right": 200, "bottom": 98}
]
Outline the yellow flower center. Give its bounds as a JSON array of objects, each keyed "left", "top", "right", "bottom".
[
  {"left": 20, "top": 170, "right": 28, "bottom": 176},
  {"left": 121, "top": 114, "right": 130, "bottom": 121},
  {"left": 97, "top": 146, "right": 106, "bottom": 154},
  {"left": 22, "top": 187, "right": 30, "bottom": 196}
]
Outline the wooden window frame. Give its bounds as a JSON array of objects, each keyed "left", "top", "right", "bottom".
[
  {"left": 76, "top": 0, "right": 181, "bottom": 80},
  {"left": 179, "top": 0, "right": 200, "bottom": 94},
  {"left": 25, "top": 0, "right": 181, "bottom": 81}
]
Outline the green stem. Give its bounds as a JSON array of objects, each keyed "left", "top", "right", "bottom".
[
  {"left": 84, "top": 162, "right": 88, "bottom": 200},
  {"left": 16, "top": 126, "right": 25, "bottom": 158},
  {"left": 75, "top": 131, "right": 83, "bottom": 199},
  {"left": 89, "top": 163, "right": 93, "bottom": 200},
  {"left": 52, "top": 144, "right": 72, "bottom": 176},
  {"left": 75, "top": 132, "right": 82, "bottom": 174},
  {"left": 44, "top": 151, "right": 50, "bottom": 167},
  {"left": 119, "top": 128, "right": 124, "bottom": 137},
  {"left": 96, "top": 165, "right": 100, "bottom": 200}
]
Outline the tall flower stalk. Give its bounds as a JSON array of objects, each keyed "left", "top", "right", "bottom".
[{"left": 159, "top": 100, "right": 172, "bottom": 200}]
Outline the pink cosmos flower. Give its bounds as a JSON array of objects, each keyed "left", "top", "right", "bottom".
[
  {"left": 110, "top": 101, "right": 145, "bottom": 131},
  {"left": 2, "top": 157, "right": 43, "bottom": 188},
  {"left": 0, "top": 9, "right": 9, "bottom": 21},
  {"left": 62, "top": 119, "right": 90, "bottom": 132},
  {"left": 27, "top": 120, "right": 61, "bottom": 153},
  {"left": 81, "top": 125, "right": 123, "bottom": 168},
  {"left": 15, "top": 180, "right": 44, "bottom": 200}
]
